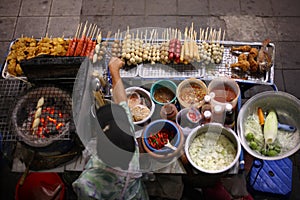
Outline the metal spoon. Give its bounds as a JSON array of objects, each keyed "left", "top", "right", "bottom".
[{"left": 164, "top": 139, "right": 177, "bottom": 151}]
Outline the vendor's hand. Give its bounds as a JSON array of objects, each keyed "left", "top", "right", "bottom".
[{"left": 109, "top": 57, "right": 125, "bottom": 76}]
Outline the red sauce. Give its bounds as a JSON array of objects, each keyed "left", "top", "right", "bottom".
[{"left": 211, "top": 85, "right": 237, "bottom": 103}]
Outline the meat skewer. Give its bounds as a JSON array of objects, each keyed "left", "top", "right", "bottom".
[
  {"left": 89, "top": 28, "right": 99, "bottom": 59},
  {"left": 84, "top": 25, "right": 97, "bottom": 57},
  {"left": 80, "top": 23, "right": 93, "bottom": 56},
  {"left": 66, "top": 23, "right": 81, "bottom": 56},
  {"left": 73, "top": 21, "right": 88, "bottom": 56}
]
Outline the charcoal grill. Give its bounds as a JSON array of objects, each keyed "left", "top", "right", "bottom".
[{"left": 11, "top": 86, "right": 72, "bottom": 148}]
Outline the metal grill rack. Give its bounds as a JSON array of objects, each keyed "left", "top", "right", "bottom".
[
  {"left": 0, "top": 79, "right": 27, "bottom": 141},
  {"left": 0, "top": 80, "right": 74, "bottom": 143},
  {"left": 203, "top": 41, "right": 274, "bottom": 85}
]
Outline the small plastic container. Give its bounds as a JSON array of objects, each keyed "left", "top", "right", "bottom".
[
  {"left": 176, "top": 108, "right": 201, "bottom": 137},
  {"left": 208, "top": 77, "right": 240, "bottom": 110},
  {"left": 160, "top": 103, "right": 178, "bottom": 121}
]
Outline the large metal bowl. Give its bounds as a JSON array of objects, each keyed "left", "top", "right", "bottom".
[
  {"left": 185, "top": 123, "right": 241, "bottom": 174},
  {"left": 237, "top": 91, "right": 300, "bottom": 160}
]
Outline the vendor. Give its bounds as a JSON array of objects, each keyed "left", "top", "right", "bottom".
[{"left": 72, "top": 57, "right": 149, "bottom": 200}]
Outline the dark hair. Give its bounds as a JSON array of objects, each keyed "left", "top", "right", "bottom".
[{"left": 96, "top": 104, "right": 135, "bottom": 170}]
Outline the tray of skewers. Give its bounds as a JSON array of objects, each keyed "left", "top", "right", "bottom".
[
  {"left": 2, "top": 23, "right": 275, "bottom": 85},
  {"left": 112, "top": 26, "right": 275, "bottom": 84}
]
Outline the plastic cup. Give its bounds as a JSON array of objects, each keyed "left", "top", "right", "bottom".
[{"left": 176, "top": 108, "right": 200, "bottom": 137}]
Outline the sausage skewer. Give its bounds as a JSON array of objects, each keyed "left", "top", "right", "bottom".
[
  {"left": 73, "top": 21, "right": 88, "bottom": 56},
  {"left": 84, "top": 25, "right": 97, "bottom": 57},
  {"left": 66, "top": 23, "right": 81, "bottom": 56},
  {"left": 89, "top": 28, "right": 99, "bottom": 59},
  {"left": 80, "top": 23, "right": 93, "bottom": 56}
]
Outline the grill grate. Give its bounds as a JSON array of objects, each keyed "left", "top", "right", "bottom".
[
  {"left": 0, "top": 80, "right": 27, "bottom": 141},
  {"left": 0, "top": 80, "right": 73, "bottom": 144}
]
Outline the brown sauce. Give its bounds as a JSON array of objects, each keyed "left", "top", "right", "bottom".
[
  {"left": 211, "top": 85, "right": 237, "bottom": 103},
  {"left": 154, "top": 87, "right": 175, "bottom": 103},
  {"left": 180, "top": 83, "right": 206, "bottom": 104}
]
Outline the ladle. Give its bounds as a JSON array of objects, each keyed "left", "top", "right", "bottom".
[{"left": 164, "top": 139, "right": 177, "bottom": 151}]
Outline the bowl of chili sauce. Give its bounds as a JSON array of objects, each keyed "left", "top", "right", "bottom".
[{"left": 142, "top": 119, "right": 183, "bottom": 155}]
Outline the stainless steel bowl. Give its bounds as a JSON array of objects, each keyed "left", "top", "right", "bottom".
[
  {"left": 185, "top": 123, "right": 241, "bottom": 174},
  {"left": 237, "top": 91, "right": 300, "bottom": 160}
]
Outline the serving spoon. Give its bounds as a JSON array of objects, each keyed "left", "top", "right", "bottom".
[
  {"left": 164, "top": 139, "right": 177, "bottom": 151},
  {"left": 278, "top": 123, "right": 297, "bottom": 132}
]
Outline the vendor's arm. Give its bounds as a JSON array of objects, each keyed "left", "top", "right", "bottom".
[
  {"left": 108, "top": 57, "right": 135, "bottom": 133},
  {"left": 109, "top": 57, "right": 126, "bottom": 104}
]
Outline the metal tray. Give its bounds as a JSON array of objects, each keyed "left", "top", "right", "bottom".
[
  {"left": 138, "top": 41, "right": 274, "bottom": 85},
  {"left": 202, "top": 41, "right": 275, "bottom": 85},
  {"left": 1, "top": 39, "right": 26, "bottom": 80},
  {"left": 2, "top": 34, "right": 275, "bottom": 85}
]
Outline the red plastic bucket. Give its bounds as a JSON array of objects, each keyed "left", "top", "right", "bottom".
[{"left": 15, "top": 172, "right": 65, "bottom": 200}]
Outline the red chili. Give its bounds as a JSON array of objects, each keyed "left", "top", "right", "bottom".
[{"left": 147, "top": 128, "right": 175, "bottom": 150}]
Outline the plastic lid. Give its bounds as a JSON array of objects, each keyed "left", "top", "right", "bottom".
[
  {"left": 204, "top": 95, "right": 211, "bottom": 103},
  {"left": 203, "top": 110, "right": 212, "bottom": 119},
  {"left": 225, "top": 103, "right": 233, "bottom": 112}
]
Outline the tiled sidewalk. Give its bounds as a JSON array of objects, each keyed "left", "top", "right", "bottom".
[
  {"left": 0, "top": 0, "right": 300, "bottom": 98},
  {"left": 0, "top": 0, "right": 300, "bottom": 199}
]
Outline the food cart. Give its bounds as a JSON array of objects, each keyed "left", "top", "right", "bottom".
[{"left": 1, "top": 25, "right": 298, "bottom": 199}]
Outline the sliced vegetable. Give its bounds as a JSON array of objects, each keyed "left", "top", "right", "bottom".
[{"left": 263, "top": 110, "right": 278, "bottom": 144}]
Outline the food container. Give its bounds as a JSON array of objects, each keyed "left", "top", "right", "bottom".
[
  {"left": 15, "top": 172, "right": 65, "bottom": 200},
  {"left": 176, "top": 108, "right": 201, "bottom": 137},
  {"left": 142, "top": 119, "right": 184, "bottom": 160},
  {"left": 150, "top": 80, "right": 177, "bottom": 105},
  {"left": 237, "top": 91, "right": 300, "bottom": 160},
  {"left": 185, "top": 123, "right": 241, "bottom": 174},
  {"left": 176, "top": 78, "right": 208, "bottom": 109},
  {"left": 208, "top": 77, "right": 240, "bottom": 110},
  {"left": 125, "top": 87, "right": 155, "bottom": 125}
]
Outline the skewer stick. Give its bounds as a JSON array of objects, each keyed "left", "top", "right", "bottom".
[
  {"left": 205, "top": 27, "right": 209, "bottom": 41},
  {"left": 86, "top": 24, "right": 92, "bottom": 38},
  {"left": 77, "top": 23, "right": 82, "bottom": 38},
  {"left": 117, "top": 29, "right": 120, "bottom": 40},
  {"left": 93, "top": 91, "right": 105, "bottom": 107},
  {"left": 10, "top": 75, "right": 33, "bottom": 86},
  {"left": 218, "top": 28, "right": 221, "bottom": 44},
  {"left": 149, "top": 29, "right": 155, "bottom": 44}
]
